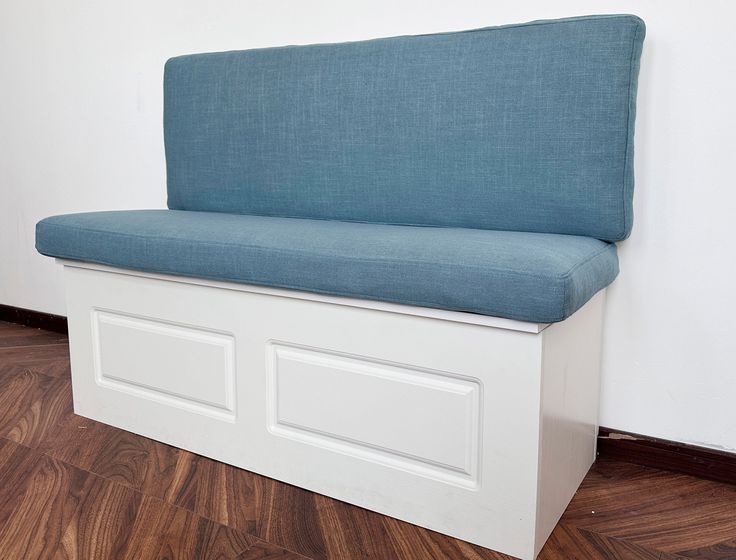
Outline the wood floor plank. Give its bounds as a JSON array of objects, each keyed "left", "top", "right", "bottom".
[
  {"left": 164, "top": 449, "right": 511, "bottom": 560},
  {"left": 541, "top": 524, "right": 685, "bottom": 560},
  {"left": 40, "top": 411, "right": 181, "bottom": 500},
  {"left": 0, "top": 453, "right": 90, "bottom": 559},
  {"left": 39, "top": 411, "right": 122, "bottom": 468},
  {"left": 0, "top": 343, "right": 71, "bottom": 378},
  {"left": 153, "top": 504, "right": 202, "bottom": 560},
  {"left": 4, "top": 375, "right": 72, "bottom": 448},
  {"left": 0, "top": 437, "right": 41, "bottom": 529},
  {"left": 119, "top": 494, "right": 303, "bottom": 560},
  {"left": 254, "top": 480, "right": 331, "bottom": 559},
  {"left": 88, "top": 428, "right": 181, "bottom": 499},
  {"left": 0, "top": 367, "right": 68, "bottom": 445},
  {"left": 188, "top": 519, "right": 260, "bottom": 559},
  {"left": 235, "top": 542, "right": 312, "bottom": 560},
  {"left": 313, "top": 495, "right": 397, "bottom": 560},
  {"left": 558, "top": 457, "right": 736, "bottom": 555},
  {"left": 380, "top": 514, "right": 514, "bottom": 560},
  {"left": 0, "top": 321, "right": 68, "bottom": 348},
  {"left": 0, "top": 436, "right": 304, "bottom": 560},
  {"left": 165, "top": 451, "right": 328, "bottom": 557},
  {"left": 677, "top": 540, "right": 736, "bottom": 559},
  {"left": 165, "top": 450, "right": 241, "bottom": 527},
  {"left": 52, "top": 470, "right": 142, "bottom": 559},
  {"left": 153, "top": 503, "right": 254, "bottom": 559},
  {"left": 118, "top": 495, "right": 183, "bottom": 560}
]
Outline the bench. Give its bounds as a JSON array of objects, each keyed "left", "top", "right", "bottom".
[{"left": 36, "top": 14, "right": 645, "bottom": 559}]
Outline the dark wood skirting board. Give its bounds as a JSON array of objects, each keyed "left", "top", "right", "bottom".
[
  {"left": 598, "top": 426, "right": 736, "bottom": 486},
  {"left": 0, "top": 304, "right": 68, "bottom": 334}
]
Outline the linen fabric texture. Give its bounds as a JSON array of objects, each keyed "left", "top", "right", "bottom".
[{"left": 164, "top": 14, "right": 645, "bottom": 242}]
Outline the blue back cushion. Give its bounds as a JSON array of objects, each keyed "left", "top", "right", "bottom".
[{"left": 164, "top": 14, "right": 645, "bottom": 242}]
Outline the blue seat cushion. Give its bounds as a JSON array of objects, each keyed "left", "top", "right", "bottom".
[{"left": 36, "top": 210, "right": 618, "bottom": 323}]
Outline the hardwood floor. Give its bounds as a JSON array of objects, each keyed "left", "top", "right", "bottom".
[{"left": 0, "top": 319, "right": 734, "bottom": 559}]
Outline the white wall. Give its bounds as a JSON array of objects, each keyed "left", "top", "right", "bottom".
[{"left": 1, "top": 0, "right": 735, "bottom": 452}]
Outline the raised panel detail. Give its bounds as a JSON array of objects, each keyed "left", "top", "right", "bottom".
[
  {"left": 267, "top": 343, "right": 481, "bottom": 487},
  {"left": 92, "top": 309, "right": 236, "bottom": 421}
]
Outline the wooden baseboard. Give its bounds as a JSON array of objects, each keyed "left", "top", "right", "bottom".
[
  {"left": 598, "top": 426, "right": 736, "bottom": 485},
  {"left": 0, "top": 304, "right": 68, "bottom": 334}
]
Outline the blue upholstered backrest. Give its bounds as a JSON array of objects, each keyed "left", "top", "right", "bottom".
[{"left": 164, "top": 15, "right": 645, "bottom": 242}]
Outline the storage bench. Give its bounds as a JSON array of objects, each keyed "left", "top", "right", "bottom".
[{"left": 36, "top": 14, "right": 645, "bottom": 559}]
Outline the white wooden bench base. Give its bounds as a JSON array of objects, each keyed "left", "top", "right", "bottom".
[{"left": 61, "top": 260, "right": 604, "bottom": 560}]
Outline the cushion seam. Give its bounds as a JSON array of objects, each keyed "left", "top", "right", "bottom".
[
  {"left": 559, "top": 243, "right": 614, "bottom": 280},
  {"left": 619, "top": 18, "right": 643, "bottom": 240},
  {"left": 170, "top": 15, "right": 641, "bottom": 61},
  {"left": 560, "top": 244, "right": 614, "bottom": 317}
]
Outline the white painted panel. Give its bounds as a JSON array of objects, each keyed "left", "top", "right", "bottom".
[
  {"left": 268, "top": 343, "right": 480, "bottom": 486},
  {"left": 534, "top": 290, "right": 605, "bottom": 557},
  {"left": 92, "top": 309, "right": 235, "bottom": 420}
]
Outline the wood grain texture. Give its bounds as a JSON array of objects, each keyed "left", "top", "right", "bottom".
[
  {"left": 0, "top": 343, "right": 71, "bottom": 378},
  {"left": 554, "top": 458, "right": 736, "bottom": 556},
  {"left": 541, "top": 525, "right": 684, "bottom": 560},
  {"left": 0, "top": 325, "right": 68, "bottom": 348},
  {"left": 2, "top": 319, "right": 736, "bottom": 559},
  {"left": 0, "top": 366, "right": 72, "bottom": 448}
]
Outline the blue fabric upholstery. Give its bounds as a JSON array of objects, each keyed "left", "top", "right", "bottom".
[
  {"left": 36, "top": 210, "right": 618, "bottom": 323},
  {"left": 165, "top": 15, "right": 645, "bottom": 242}
]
